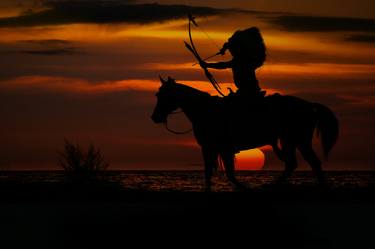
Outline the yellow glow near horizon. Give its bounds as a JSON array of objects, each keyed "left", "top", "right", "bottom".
[
  {"left": 0, "top": 76, "right": 160, "bottom": 93},
  {"left": 260, "top": 63, "right": 375, "bottom": 78},
  {"left": 236, "top": 149, "right": 265, "bottom": 170},
  {"left": 147, "top": 61, "right": 375, "bottom": 81}
]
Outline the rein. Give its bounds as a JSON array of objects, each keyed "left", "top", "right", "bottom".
[{"left": 164, "top": 110, "right": 193, "bottom": 135}]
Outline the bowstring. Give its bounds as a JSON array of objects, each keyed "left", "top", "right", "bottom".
[
  {"left": 184, "top": 0, "right": 221, "bottom": 59},
  {"left": 187, "top": 16, "right": 225, "bottom": 96},
  {"left": 196, "top": 19, "right": 221, "bottom": 53},
  {"left": 190, "top": 16, "right": 221, "bottom": 61}
]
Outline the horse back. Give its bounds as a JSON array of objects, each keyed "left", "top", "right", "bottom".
[{"left": 194, "top": 92, "right": 315, "bottom": 150}]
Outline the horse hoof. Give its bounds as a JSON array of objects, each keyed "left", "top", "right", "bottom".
[
  {"left": 317, "top": 179, "right": 330, "bottom": 190},
  {"left": 234, "top": 183, "right": 249, "bottom": 192},
  {"left": 204, "top": 185, "right": 212, "bottom": 192},
  {"left": 275, "top": 177, "right": 287, "bottom": 185}
]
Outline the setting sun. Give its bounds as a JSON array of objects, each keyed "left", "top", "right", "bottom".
[{"left": 236, "top": 149, "right": 265, "bottom": 170}]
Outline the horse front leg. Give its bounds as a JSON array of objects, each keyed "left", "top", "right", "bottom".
[
  {"left": 201, "top": 146, "right": 218, "bottom": 191},
  {"left": 220, "top": 150, "right": 247, "bottom": 190},
  {"left": 272, "top": 141, "right": 285, "bottom": 162}
]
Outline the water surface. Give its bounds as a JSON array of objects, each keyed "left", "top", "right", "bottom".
[{"left": 0, "top": 170, "right": 373, "bottom": 192}]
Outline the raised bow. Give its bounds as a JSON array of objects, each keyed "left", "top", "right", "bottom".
[{"left": 184, "top": 14, "right": 225, "bottom": 97}]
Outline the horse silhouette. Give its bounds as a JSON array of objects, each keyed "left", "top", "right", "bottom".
[{"left": 152, "top": 77, "right": 339, "bottom": 190}]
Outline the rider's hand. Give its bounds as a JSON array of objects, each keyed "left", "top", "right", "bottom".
[{"left": 199, "top": 60, "right": 208, "bottom": 68}]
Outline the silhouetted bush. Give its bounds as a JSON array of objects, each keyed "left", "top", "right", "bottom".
[{"left": 58, "top": 140, "right": 109, "bottom": 183}]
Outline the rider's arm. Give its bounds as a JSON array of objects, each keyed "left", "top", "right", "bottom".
[{"left": 202, "top": 60, "right": 233, "bottom": 70}]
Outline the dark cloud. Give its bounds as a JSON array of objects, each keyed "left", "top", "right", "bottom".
[
  {"left": 1, "top": 39, "right": 82, "bottom": 56},
  {"left": 267, "top": 48, "right": 375, "bottom": 65},
  {"left": 221, "top": 7, "right": 289, "bottom": 16},
  {"left": 18, "top": 39, "right": 72, "bottom": 45},
  {"left": 266, "top": 15, "right": 375, "bottom": 32},
  {"left": 2, "top": 1, "right": 375, "bottom": 35},
  {"left": 345, "top": 34, "right": 375, "bottom": 43},
  {"left": 0, "top": 1, "right": 222, "bottom": 27},
  {"left": 16, "top": 47, "right": 82, "bottom": 55}
]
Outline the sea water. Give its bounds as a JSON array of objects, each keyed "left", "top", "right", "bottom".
[{"left": 0, "top": 170, "right": 373, "bottom": 192}]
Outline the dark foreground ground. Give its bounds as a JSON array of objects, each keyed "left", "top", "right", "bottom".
[{"left": 0, "top": 171, "right": 374, "bottom": 249}]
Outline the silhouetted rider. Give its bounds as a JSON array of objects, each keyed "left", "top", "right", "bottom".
[{"left": 200, "top": 27, "right": 266, "bottom": 99}]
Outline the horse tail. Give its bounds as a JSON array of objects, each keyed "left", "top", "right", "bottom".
[{"left": 313, "top": 103, "right": 339, "bottom": 159}]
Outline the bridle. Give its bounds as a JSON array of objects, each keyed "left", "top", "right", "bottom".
[{"left": 164, "top": 110, "right": 193, "bottom": 135}]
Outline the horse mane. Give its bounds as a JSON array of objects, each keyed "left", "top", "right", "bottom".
[{"left": 174, "top": 82, "right": 212, "bottom": 99}]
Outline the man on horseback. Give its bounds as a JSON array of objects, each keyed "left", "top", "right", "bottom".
[
  {"left": 152, "top": 18, "right": 339, "bottom": 190},
  {"left": 200, "top": 27, "right": 267, "bottom": 101},
  {"left": 198, "top": 27, "right": 271, "bottom": 156}
]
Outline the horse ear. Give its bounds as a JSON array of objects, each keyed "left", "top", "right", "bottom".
[
  {"left": 167, "top": 76, "right": 176, "bottom": 84},
  {"left": 167, "top": 76, "right": 176, "bottom": 85},
  {"left": 159, "top": 75, "right": 167, "bottom": 85}
]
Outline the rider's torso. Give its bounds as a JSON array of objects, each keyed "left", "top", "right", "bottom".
[{"left": 231, "top": 59, "right": 260, "bottom": 94}]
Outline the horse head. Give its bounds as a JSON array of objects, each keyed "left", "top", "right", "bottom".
[{"left": 151, "top": 76, "right": 179, "bottom": 124}]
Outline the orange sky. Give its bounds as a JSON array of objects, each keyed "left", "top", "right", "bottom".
[{"left": 0, "top": 0, "right": 374, "bottom": 170}]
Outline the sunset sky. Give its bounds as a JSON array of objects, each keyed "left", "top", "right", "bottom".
[{"left": 0, "top": 0, "right": 374, "bottom": 170}]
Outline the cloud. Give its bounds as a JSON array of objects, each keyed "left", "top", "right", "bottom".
[
  {"left": 18, "top": 39, "right": 72, "bottom": 45},
  {"left": 266, "top": 15, "right": 375, "bottom": 32},
  {"left": 266, "top": 48, "right": 375, "bottom": 65},
  {"left": 0, "top": 1, "right": 222, "bottom": 27},
  {"left": 0, "top": 75, "right": 236, "bottom": 96},
  {"left": 345, "top": 34, "right": 375, "bottom": 43},
  {"left": 3, "top": 1, "right": 375, "bottom": 38},
  {"left": 16, "top": 47, "right": 81, "bottom": 55},
  {"left": 263, "top": 63, "right": 375, "bottom": 77},
  {"left": 0, "top": 76, "right": 160, "bottom": 93},
  {"left": 2, "top": 39, "right": 82, "bottom": 56}
]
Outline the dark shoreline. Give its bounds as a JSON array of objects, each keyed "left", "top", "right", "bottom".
[
  {"left": 1, "top": 170, "right": 373, "bottom": 202},
  {"left": 0, "top": 182, "right": 375, "bottom": 203},
  {"left": 0, "top": 188, "right": 374, "bottom": 249},
  {"left": 0, "top": 171, "right": 374, "bottom": 248},
  {"left": 0, "top": 170, "right": 373, "bottom": 202}
]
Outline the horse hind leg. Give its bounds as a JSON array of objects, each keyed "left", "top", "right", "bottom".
[
  {"left": 278, "top": 141, "right": 298, "bottom": 183},
  {"left": 272, "top": 141, "right": 285, "bottom": 162},
  {"left": 298, "top": 144, "right": 326, "bottom": 185}
]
